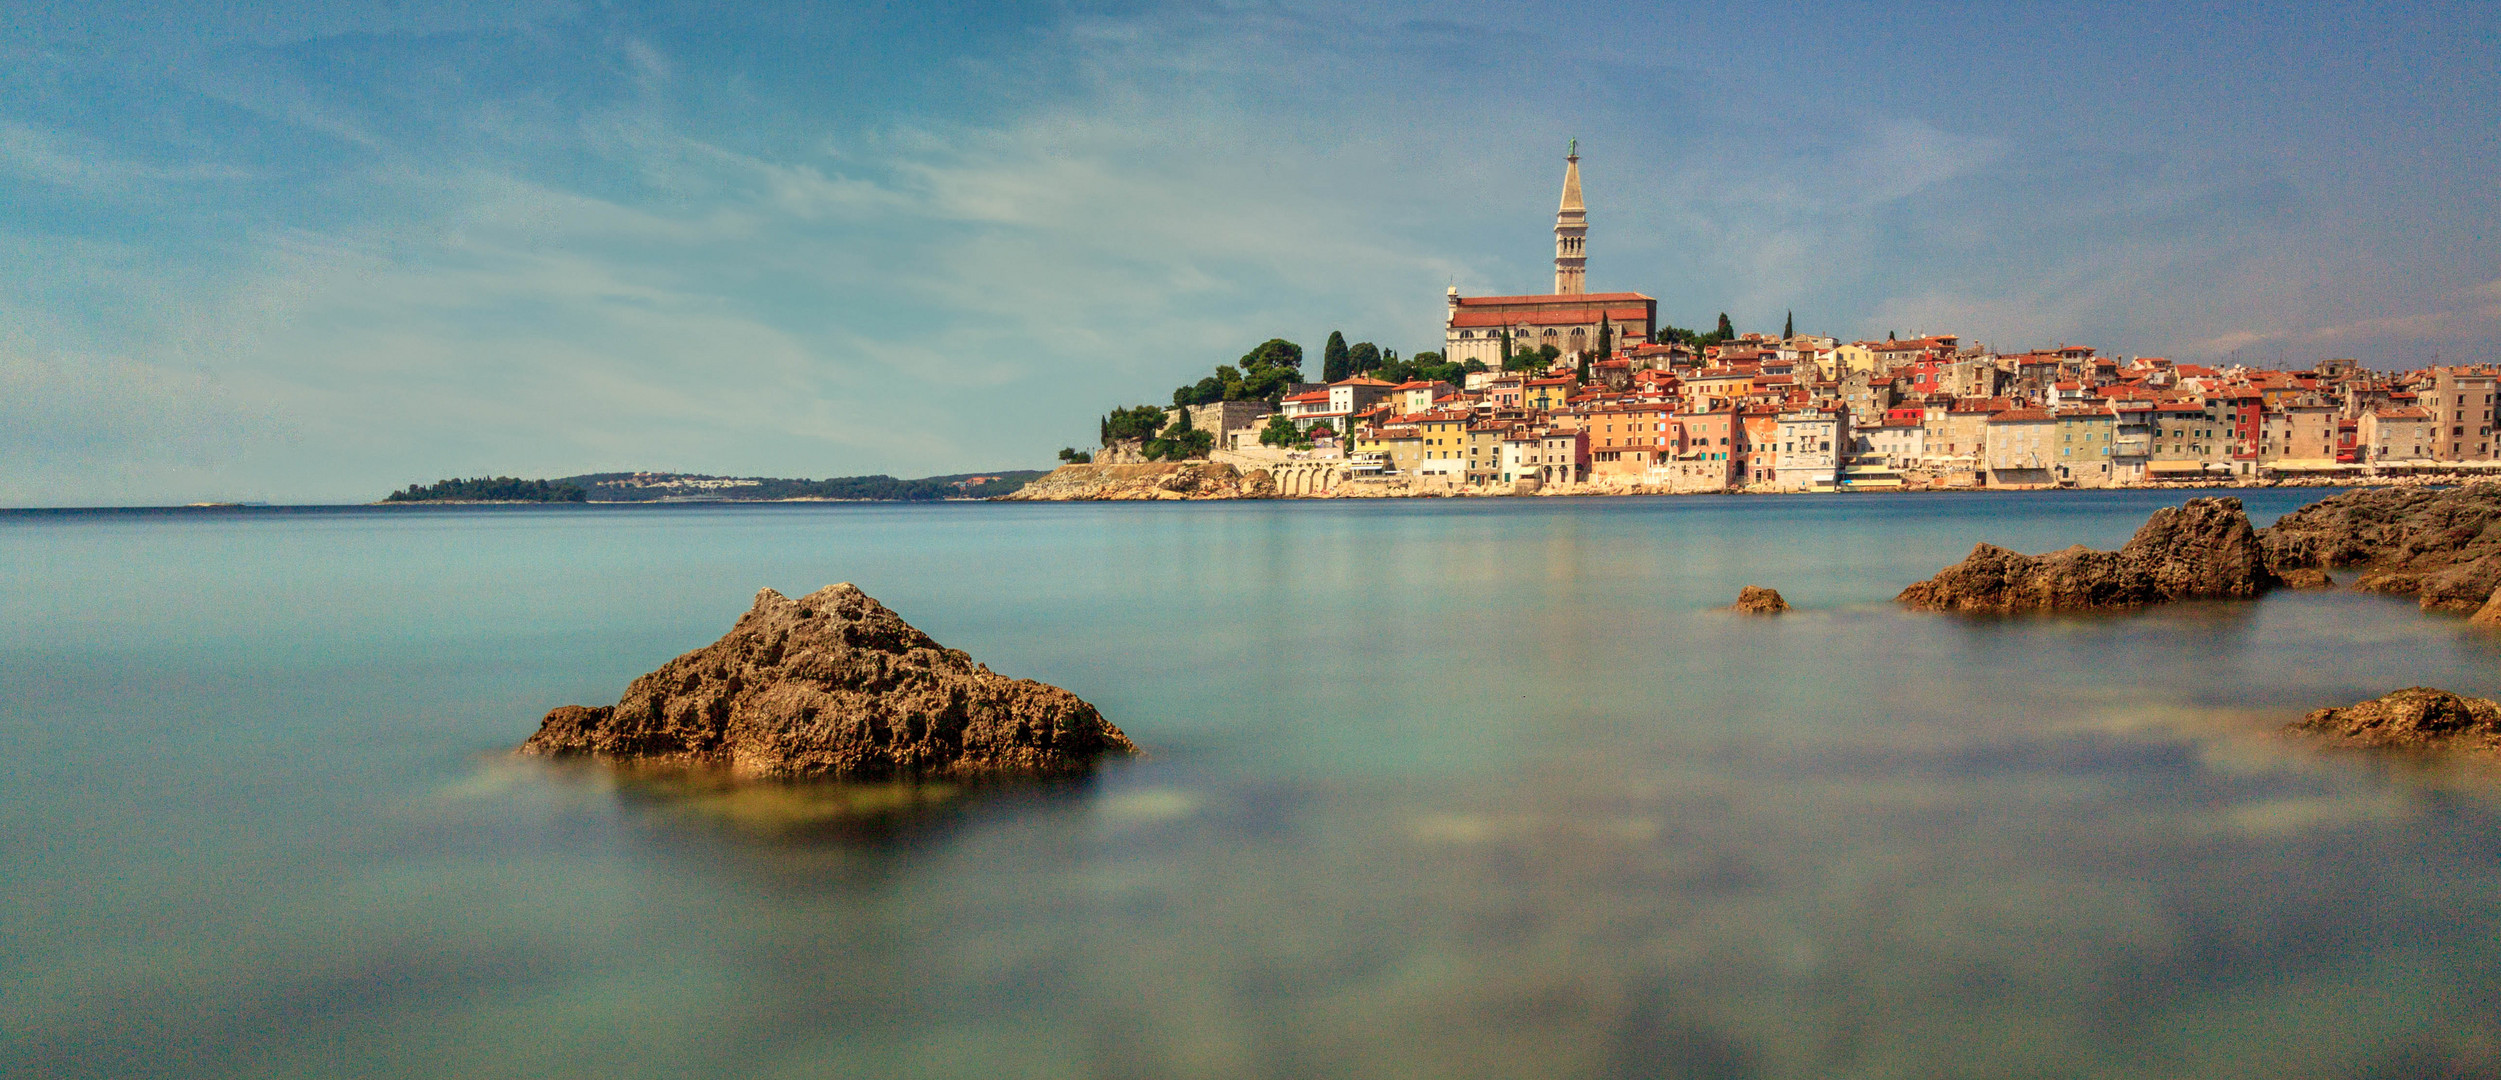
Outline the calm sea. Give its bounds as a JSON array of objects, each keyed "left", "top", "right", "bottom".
[{"left": 7, "top": 491, "right": 2500, "bottom": 1079}]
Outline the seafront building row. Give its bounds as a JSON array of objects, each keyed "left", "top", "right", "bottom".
[{"left": 1160, "top": 348, "right": 2498, "bottom": 493}]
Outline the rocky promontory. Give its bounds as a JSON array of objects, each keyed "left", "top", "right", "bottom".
[
  {"left": 2291, "top": 687, "right": 2501, "bottom": 753},
  {"left": 522, "top": 584, "right": 1139, "bottom": 780},
  {"left": 2260, "top": 483, "right": 2501, "bottom": 616},
  {"left": 1898, "top": 496, "right": 2274, "bottom": 614},
  {"left": 996, "top": 461, "right": 1276, "bottom": 501}
]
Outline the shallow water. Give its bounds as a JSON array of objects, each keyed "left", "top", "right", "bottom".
[{"left": 6, "top": 491, "right": 2501, "bottom": 1079}]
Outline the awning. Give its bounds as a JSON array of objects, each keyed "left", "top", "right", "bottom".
[{"left": 2145, "top": 461, "right": 2210, "bottom": 474}]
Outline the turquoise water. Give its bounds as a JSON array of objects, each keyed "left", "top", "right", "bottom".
[{"left": 7, "top": 492, "right": 2501, "bottom": 1078}]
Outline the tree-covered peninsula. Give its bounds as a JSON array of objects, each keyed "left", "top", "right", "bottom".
[
  {"left": 384, "top": 477, "right": 588, "bottom": 502},
  {"left": 380, "top": 471, "right": 1045, "bottom": 503}
]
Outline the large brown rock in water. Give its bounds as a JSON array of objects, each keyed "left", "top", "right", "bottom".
[
  {"left": 2260, "top": 483, "right": 2501, "bottom": 615},
  {"left": 2292, "top": 687, "right": 2501, "bottom": 753},
  {"left": 1897, "top": 496, "right": 2274, "bottom": 614},
  {"left": 522, "top": 584, "right": 1138, "bottom": 780}
]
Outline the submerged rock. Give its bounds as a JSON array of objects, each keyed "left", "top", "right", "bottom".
[
  {"left": 2260, "top": 483, "right": 2501, "bottom": 615},
  {"left": 522, "top": 584, "right": 1139, "bottom": 780},
  {"left": 2292, "top": 687, "right": 2501, "bottom": 753},
  {"left": 2279, "top": 567, "right": 2335, "bottom": 590},
  {"left": 1727, "top": 586, "right": 1790, "bottom": 615},
  {"left": 1897, "top": 496, "right": 2274, "bottom": 614}
]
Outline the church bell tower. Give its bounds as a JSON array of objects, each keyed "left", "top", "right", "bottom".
[{"left": 1553, "top": 141, "right": 1586, "bottom": 296}]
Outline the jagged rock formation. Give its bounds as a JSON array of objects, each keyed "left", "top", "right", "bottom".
[
  {"left": 1728, "top": 586, "right": 1790, "bottom": 614},
  {"left": 522, "top": 584, "right": 1138, "bottom": 780},
  {"left": 1898, "top": 497, "right": 2274, "bottom": 614},
  {"left": 2291, "top": 687, "right": 2501, "bottom": 753},
  {"left": 2260, "top": 483, "right": 2501, "bottom": 615},
  {"left": 995, "top": 462, "right": 1276, "bottom": 501}
]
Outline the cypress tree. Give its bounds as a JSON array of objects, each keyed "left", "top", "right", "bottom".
[
  {"left": 1323, "top": 331, "right": 1350, "bottom": 382},
  {"left": 1784, "top": 311, "right": 1794, "bottom": 339},
  {"left": 1716, "top": 312, "right": 1735, "bottom": 339}
]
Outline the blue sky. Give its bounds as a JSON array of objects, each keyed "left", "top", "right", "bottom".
[{"left": 2, "top": 0, "right": 2494, "bottom": 505}]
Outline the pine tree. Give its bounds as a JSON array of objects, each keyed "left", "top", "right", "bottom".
[{"left": 1323, "top": 331, "right": 1350, "bottom": 382}]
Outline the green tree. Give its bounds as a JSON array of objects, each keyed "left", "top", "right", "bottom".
[
  {"left": 1323, "top": 331, "right": 1351, "bottom": 382},
  {"left": 1783, "top": 310, "right": 1794, "bottom": 339},
  {"left": 1240, "top": 338, "right": 1303, "bottom": 372},
  {"left": 1716, "top": 312, "right": 1735, "bottom": 339},
  {"left": 1143, "top": 408, "right": 1214, "bottom": 461},
  {"left": 1347, "top": 341, "right": 1381, "bottom": 376},
  {"left": 1103, "top": 405, "right": 1167, "bottom": 445},
  {"left": 1058, "top": 447, "right": 1092, "bottom": 463},
  {"left": 1174, "top": 375, "right": 1225, "bottom": 407},
  {"left": 1256, "top": 413, "right": 1301, "bottom": 448}
]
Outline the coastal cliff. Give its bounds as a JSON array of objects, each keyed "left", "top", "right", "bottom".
[
  {"left": 522, "top": 583, "right": 1138, "bottom": 780},
  {"left": 1898, "top": 497, "right": 2275, "bottom": 614},
  {"left": 996, "top": 461, "right": 1277, "bottom": 501}
]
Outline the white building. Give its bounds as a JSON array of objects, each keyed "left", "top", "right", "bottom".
[{"left": 1771, "top": 410, "right": 1846, "bottom": 492}]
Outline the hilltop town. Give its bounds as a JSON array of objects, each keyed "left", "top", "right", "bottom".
[{"left": 1030, "top": 148, "right": 2495, "bottom": 500}]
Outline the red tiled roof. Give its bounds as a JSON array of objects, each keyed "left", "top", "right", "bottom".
[
  {"left": 1453, "top": 291, "right": 1653, "bottom": 306},
  {"left": 1449, "top": 307, "right": 1653, "bottom": 329}
]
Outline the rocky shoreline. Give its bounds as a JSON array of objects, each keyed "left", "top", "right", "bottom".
[{"left": 995, "top": 462, "right": 1278, "bottom": 501}]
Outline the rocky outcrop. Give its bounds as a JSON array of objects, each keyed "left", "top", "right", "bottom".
[
  {"left": 2291, "top": 687, "right": 2501, "bottom": 753},
  {"left": 1898, "top": 497, "right": 2274, "bottom": 614},
  {"left": 2259, "top": 483, "right": 2501, "bottom": 614},
  {"left": 2473, "top": 587, "right": 2501, "bottom": 628},
  {"left": 995, "top": 461, "right": 1275, "bottom": 501},
  {"left": 1727, "top": 586, "right": 1790, "bottom": 614},
  {"left": 521, "top": 584, "right": 1139, "bottom": 780}
]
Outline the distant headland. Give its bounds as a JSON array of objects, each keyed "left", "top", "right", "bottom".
[{"left": 380, "top": 471, "right": 1045, "bottom": 504}]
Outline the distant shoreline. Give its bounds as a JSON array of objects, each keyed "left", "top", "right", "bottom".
[{"left": 12, "top": 476, "right": 2485, "bottom": 514}]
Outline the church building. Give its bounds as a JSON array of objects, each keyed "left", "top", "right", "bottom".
[{"left": 1443, "top": 145, "right": 1657, "bottom": 367}]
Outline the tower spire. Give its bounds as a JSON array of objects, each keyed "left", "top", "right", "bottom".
[{"left": 1554, "top": 142, "right": 1586, "bottom": 295}]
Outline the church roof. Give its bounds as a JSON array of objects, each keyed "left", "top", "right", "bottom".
[
  {"left": 1454, "top": 291, "right": 1651, "bottom": 307},
  {"left": 1449, "top": 307, "right": 1651, "bottom": 329}
]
